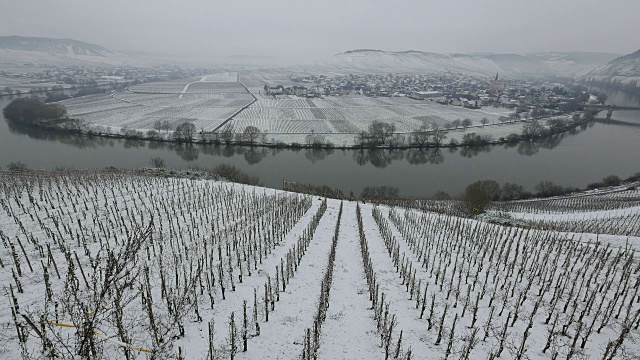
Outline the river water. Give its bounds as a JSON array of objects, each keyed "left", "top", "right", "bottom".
[{"left": 1, "top": 90, "right": 639, "bottom": 197}]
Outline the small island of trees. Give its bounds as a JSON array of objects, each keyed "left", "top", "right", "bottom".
[{"left": 3, "top": 97, "right": 68, "bottom": 126}]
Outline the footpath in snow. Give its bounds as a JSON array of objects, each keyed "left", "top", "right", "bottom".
[
  {"left": 360, "top": 206, "right": 436, "bottom": 356},
  {"left": 317, "top": 202, "right": 384, "bottom": 360}
]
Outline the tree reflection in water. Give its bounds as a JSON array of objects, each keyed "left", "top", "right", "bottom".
[
  {"left": 459, "top": 145, "right": 491, "bottom": 158},
  {"left": 353, "top": 149, "right": 404, "bottom": 168},
  {"left": 406, "top": 148, "right": 444, "bottom": 165},
  {"left": 3, "top": 117, "right": 608, "bottom": 167},
  {"left": 305, "top": 147, "right": 334, "bottom": 163}
]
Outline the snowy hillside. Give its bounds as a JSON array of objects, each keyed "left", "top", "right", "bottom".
[
  {"left": 588, "top": 49, "right": 640, "bottom": 81},
  {"left": 300, "top": 50, "right": 618, "bottom": 78},
  {"left": 526, "top": 52, "right": 621, "bottom": 77},
  {"left": 307, "top": 50, "right": 501, "bottom": 77},
  {"left": 0, "top": 35, "right": 127, "bottom": 66},
  {"left": 0, "top": 36, "right": 109, "bottom": 56},
  {"left": 0, "top": 36, "right": 199, "bottom": 67},
  {"left": 1, "top": 170, "right": 640, "bottom": 359}
]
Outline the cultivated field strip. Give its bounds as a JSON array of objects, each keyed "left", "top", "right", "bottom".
[
  {"left": 317, "top": 203, "right": 385, "bottom": 360},
  {"left": 494, "top": 187, "right": 640, "bottom": 236},
  {"left": 496, "top": 186, "right": 640, "bottom": 214},
  {"left": 237, "top": 202, "right": 339, "bottom": 359},
  {"left": 518, "top": 210, "right": 640, "bottom": 237},
  {"left": 61, "top": 73, "right": 254, "bottom": 132},
  {"left": 229, "top": 96, "right": 514, "bottom": 134},
  {"left": 359, "top": 207, "right": 434, "bottom": 357},
  {"left": 173, "top": 197, "right": 325, "bottom": 357}
]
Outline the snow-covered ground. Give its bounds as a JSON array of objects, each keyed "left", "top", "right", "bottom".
[
  {"left": 56, "top": 74, "right": 532, "bottom": 145},
  {"left": 1, "top": 170, "right": 639, "bottom": 359},
  {"left": 228, "top": 95, "right": 515, "bottom": 135},
  {"left": 60, "top": 73, "right": 253, "bottom": 132},
  {"left": 497, "top": 185, "right": 640, "bottom": 238}
]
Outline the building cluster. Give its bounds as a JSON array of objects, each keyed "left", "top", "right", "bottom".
[{"left": 266, "top": 72, "right": 595, "bottom": 115}]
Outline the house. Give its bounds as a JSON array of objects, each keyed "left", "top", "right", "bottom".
[
  {"left": 462, "top": 99, "right": 481, "bottom": 109},
  {"left": 416, "top": 90, "right": 442, "bottom": 98},
  {"left": 264, "top": 84, "right": 284, "bottom": 95}
]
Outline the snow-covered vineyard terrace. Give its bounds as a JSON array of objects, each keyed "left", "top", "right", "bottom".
[{"left": 1, "top": 171, "right": 639, "bottom": 359}]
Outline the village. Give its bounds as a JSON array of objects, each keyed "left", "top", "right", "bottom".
[{"left": 266, "top": 71, "right": 607, "bottom": 117}]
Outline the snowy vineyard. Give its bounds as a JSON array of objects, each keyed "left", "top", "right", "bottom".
[
  {"left": 229, "top": 96, "right": 514, "bottom": 134},
  {"left": 1, "top": 171, "right": 640, "bottom": 359},
  {"left": 59, "top": 73, "right": 254, "bottom": 132},
  {"left": 497, "top": 186, "right": 640, "bottom": 238},
  {"left": 58, "top": 74, "right": 514, "bottom": 138}
]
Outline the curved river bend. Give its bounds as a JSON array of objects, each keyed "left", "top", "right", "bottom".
[{"left": 1, "top": 90, "right": 639, "bottom": 197}]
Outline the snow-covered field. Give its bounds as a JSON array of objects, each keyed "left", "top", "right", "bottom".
[
  {"left": 59, "top": 72, "right": 253, "bottom": 132},
  {"left": 497, "top": 185, "right": 640, "bottom": 237},
  {"left": 56, "top": 72, "right": 521, "bottom": 143},
  {"left": 229, "top": 95, "right": 514, "bottom": 134},
  {"left": 2, "top": 171, "right": 640, "bottom": 359}
]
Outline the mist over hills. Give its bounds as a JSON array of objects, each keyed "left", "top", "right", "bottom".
[
  {"left": 303, "top": 49, "right": 621, "bottom": 78},
  {"left": 0, "top": 35, "right": 205, "bottom": 68},
  {"left": 0, "top": 35, "right": 108, "bottom": 56},
  {"left": 0, "top": 35, "right": 630, "bottom": 80}
]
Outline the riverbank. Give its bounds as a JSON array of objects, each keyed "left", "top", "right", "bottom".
[{"left": 11, "top": 111, "right": 591, "bottom": 151}]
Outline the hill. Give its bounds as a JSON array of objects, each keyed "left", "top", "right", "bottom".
[
  {"left": 0, "top": 35, "right": 199, "bottom": 68},
  {"left": 300, "top": 49, "right": 618, "bottom": 78},
  {"left": 0, "top": 35, "right": 109, "bottom": 56},
  {"left": 588, "top": 49, "right": 640, "bottom": 81},
  {"left": 524, "top": 52, "right": 621, "bottom": 76},
  {"left": 307, "top": 49, "right": 501, "bottom": 77}
]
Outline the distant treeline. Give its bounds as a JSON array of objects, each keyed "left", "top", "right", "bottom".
[{"left": 42, "top": 87, "right": 109, "bottom": 103}]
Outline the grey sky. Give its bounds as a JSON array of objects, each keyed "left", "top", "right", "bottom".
[{"left": 2, "top": 0, "right": 638, "bottom": 65}]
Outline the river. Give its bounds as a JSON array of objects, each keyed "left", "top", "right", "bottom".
[{"left": 1, "top": 90, "right": 639, "bottom": 197}]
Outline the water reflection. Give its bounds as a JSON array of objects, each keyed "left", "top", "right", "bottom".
[
  {"left": 305, "top": 148, "right": 334, "bottom": 163},
  {"left": 173, "top": 144, "right": 199, "bottom": 162},
  {"left": 406, "top": 148, "right": 444, "bottom": 165},
  {"left": 6, "top": 119, "right": 110, "bottom": 149},
  {"left": 459, "top": 145, "right": 492, "bottom": 158},
  {"left": 0, "top": 117, "right": 624, "bottom": 168},
  {"left": 595, "top": 118, "right": 640, "bottom": 128}
]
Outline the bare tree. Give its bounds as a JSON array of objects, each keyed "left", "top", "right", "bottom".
[
  {"left": 153, "top": 120, "right": 171, "bottom": 133},
  {"left": 411, "top": 125, "right": 431, "bottom": 147},
  {"left": 174, "top": 122, "right": 196, "bottom": 142},
  {"left": 242, "top": 126, "right": 261, "bottom": 145},
  {"left": 220, "top": 124, "right": 235, "bottom": 144},
  {"left": 150, "top": 157, "right": 166, "bottom": 169},
  {"left": 430, "top": 123, "right": 448, "bottom": 146},
  {"left": 368, "top": 121, "right": 396, "bottom": 145},
  {"left": 521, "top": 120, "right": 544, "bottom": 140}
]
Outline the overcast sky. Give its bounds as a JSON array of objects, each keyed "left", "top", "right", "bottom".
[{"left": 2, "top": 0, "right": 638, "bottom": 65}]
